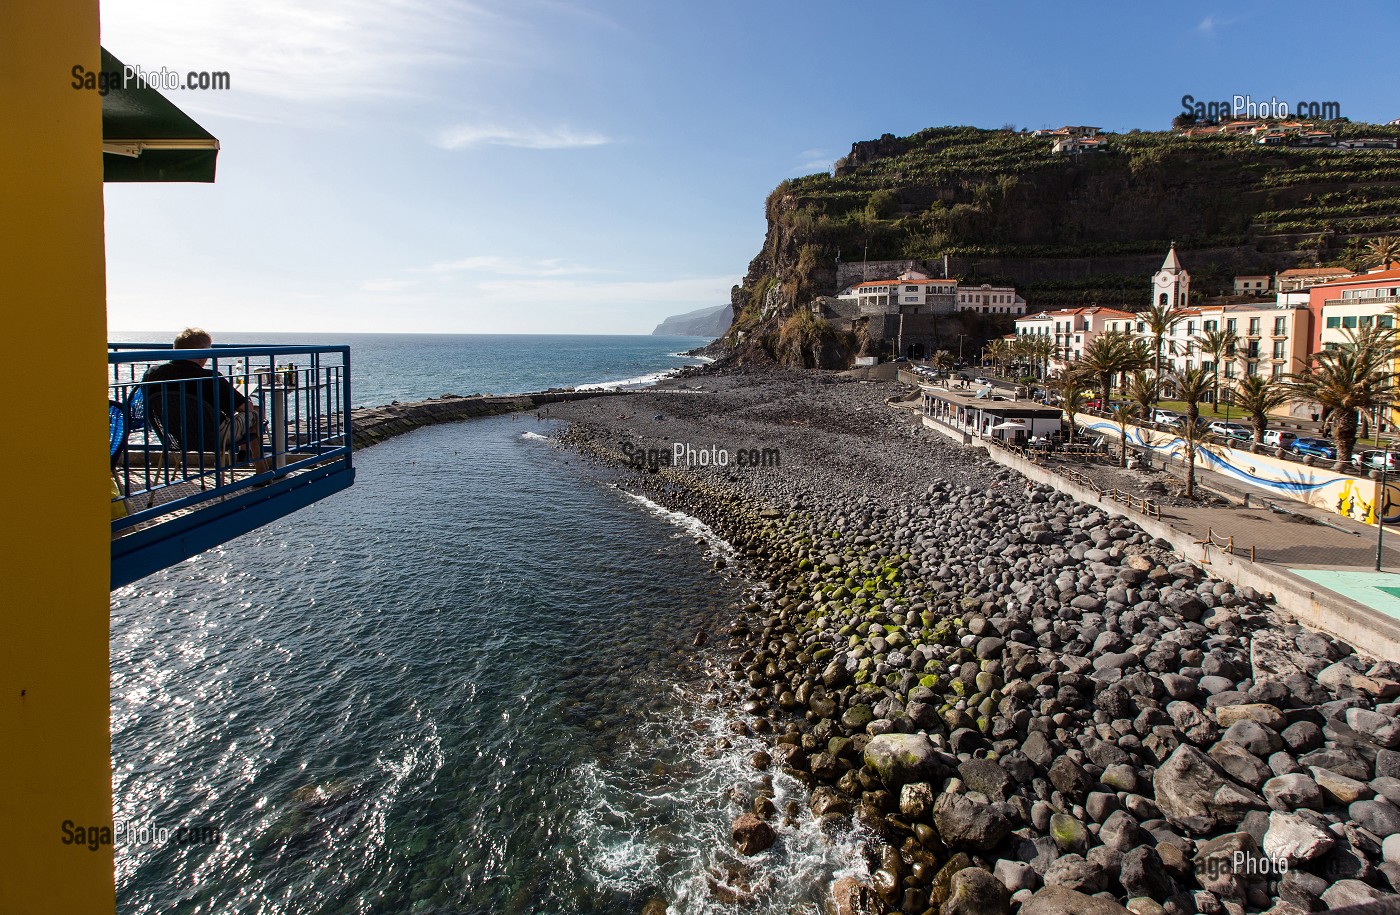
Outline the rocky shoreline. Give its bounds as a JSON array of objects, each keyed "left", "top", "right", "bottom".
[{"left": 546, "top": 365, "right": 1400, "bottom": 915}]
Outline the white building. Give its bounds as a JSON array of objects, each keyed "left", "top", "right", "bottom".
[
  {"left": 956, "top": 284, "right": 1027, "bottom": 316},
  {"left": 1234, "top": 275, "right": 1271, "bottom": 296},
  {"left": 1151, "top": 244, "right": 1191, "bottom": 310},
  {"left": 839, "top": 270, "right": 957, "bottom": 315}
]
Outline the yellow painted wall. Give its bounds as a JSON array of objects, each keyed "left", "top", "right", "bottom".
[{"left": 0, "top": 2, "right": 116, "bottom": 912}]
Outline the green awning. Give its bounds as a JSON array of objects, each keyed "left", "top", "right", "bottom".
[{"left": 101, "top": 47, "right": 219, "bottom": 183}]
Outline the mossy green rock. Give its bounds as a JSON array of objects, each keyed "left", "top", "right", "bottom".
[
  {"left": 1050, "top": 813, "right": 1088, "bottom": 853},
  {"left": 863, "top": 733, "right": 941, "bottom": 790},
  {"left": 842, "top": 704, "right": 875, "bottom": 729}
]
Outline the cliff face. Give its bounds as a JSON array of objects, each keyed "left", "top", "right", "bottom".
[
  {"left": 722, "top": 123, "right": 1400, "bottom": 368},
  {"left": 651, "top": 304, "right": 732, "bottom": 338}
]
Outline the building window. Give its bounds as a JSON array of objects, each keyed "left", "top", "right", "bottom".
[
  {"left": 1344, "top": 315, "right": 1359, "bottom": 329},
  {"left": 1326, "top": 316, "right": 1341, "bottom": 328},
  {"left": 1361, "top": 315, "right": 1374, "bottom": 329},
  {"left": 1186, "top": 321, "right": 1196, "bottom": 337},
  {"left": 1273, "top": 316, "right": 1287, "bottom": 335},
  {"left": 1226, "top": 318, "right": 1237, "bottom": 333},
  {"left": 1273, "top": 341, "right": 1286, "bottom": 359},
  {"left": 1271, "top": 363, "right": 1284, "bottom": 378},
  {"left": 1205, "top": 320, "right": 1218, "bottom": 332},
  {"left": 1248, "top": 318, "right": 1261, "bottom": 335},
  {"left": 1225, "top": 362, "right": 1236, "bottom": 378},
  {"left": 1247, "top": 362, "right": 1258, "bottom": 376},
  {"left": 1382, "top": 315, "right": 1395, "bottom": 329}
]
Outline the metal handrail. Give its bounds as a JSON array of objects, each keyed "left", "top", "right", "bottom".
[{"left": 109, "top": 344, "right": 353, "bottom": 534}]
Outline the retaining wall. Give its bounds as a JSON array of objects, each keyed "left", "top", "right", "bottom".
[
  {"left": 983, "top": 445, "right": 1400, "bottom": 661},
  {"left": 351, "top": 390, "right": 622, "bottom": 450}
]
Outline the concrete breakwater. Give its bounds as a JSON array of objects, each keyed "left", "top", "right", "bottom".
[
  {"left": 546, "top": 370, "right": 1400, "bottom": 915},
  {"left": 350, "top": 390, "right": 622, "bottom": 450}
]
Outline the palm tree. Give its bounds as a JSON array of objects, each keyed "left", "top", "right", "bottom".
[
  {"left": 1125, "top": 371, "right": 1156, "bottom": 422},
  {"left": 1018, "top": 335, "right": 1056, "bottom": 381},
  {"left": 1288, "top": 328, "right": 1397, "bottom": 469},
  {"left": 1073, "top": 331, "right": 1142, "bottom": 405},
  {"left": 1142, "top": 297, "right": 1184, "bottom": 402},
  {"left": 1166, "top": 367, "right": 1213, "bottom": 497},
  {"left": 1367, "top": 235, "right": 1400, "bottom": 270},
  {"left": 1110, "top": 403, "right": 1136, "bottom": 467},
  {"left": 1234, "top": 375, "right": 1292, "bottom": 453},
  {"left": 1194, "top": 328, "right": 1238, "bottom": 408},
  {"left": 931, "top": 350, "right": 955, "bottom": 373},
  {"left": 1060, "top": 387, "right": 1087, "bottom": 447},
  {"left": 985, "top": 338, "right": 1013, "bottom": 377}
]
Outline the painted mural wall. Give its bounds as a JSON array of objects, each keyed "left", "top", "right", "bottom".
[{"left": 1076, "top": 414, "right": 1400, "bottom": 526}]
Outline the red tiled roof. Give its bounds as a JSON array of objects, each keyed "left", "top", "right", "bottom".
[{"left": 1310, "top": 267, "right": 1400, "bottom": 288}]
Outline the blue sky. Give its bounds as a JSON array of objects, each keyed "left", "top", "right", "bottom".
[{"left": 102, "top": 0, "right": 1400, "bottom": 335}]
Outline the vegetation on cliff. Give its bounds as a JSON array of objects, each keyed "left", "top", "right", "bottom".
[{"left": 725, "top": 122, "right": 1400, "bottom": 367}]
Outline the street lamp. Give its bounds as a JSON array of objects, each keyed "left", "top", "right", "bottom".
[{"left": 958, "top": 334, "right": 968, "bottom": 364}]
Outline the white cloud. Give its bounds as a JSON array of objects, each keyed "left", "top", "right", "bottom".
[
  {"left": 433, "top": 123, "right": 611, "bottom": 150},
  {"left": 794, "top": 147, "right": 833, "bottom": 174},
  {"left": 420, "top": 256, "right": 614, "bottom": 276},
  {"left": 100, "top": 0, "right": 526, "bottom": 107},
  {"left": 359, "top": 278, "right": 419, "bottom": 293}
]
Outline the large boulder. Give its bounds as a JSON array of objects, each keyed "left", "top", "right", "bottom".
[
  {"left": 1152, "top": 744, "right": 1265, "bottom": 833},
  {"left": 1017, "top": 886, "right": 1131, "bottom": 915},
  {"left": 730, "top": 813, "right": 775, "bottom": 856},
  {"left": 864, "top": 733, "right": 942, "bottom": 790},
  {"left": 940, "top": 866, "right": 1010, "bottom": 915},
  {"left": 932, "top": 790, "right": 1012, "bottom": 851},
  {"left": 1263, "top": 811, "right": 1336, "bottom": 865},
  {"left": 829, "top": 876, "right": 879, "bottom": 915}
]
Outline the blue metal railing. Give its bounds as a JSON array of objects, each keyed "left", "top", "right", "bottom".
[{"left": 109, "top": 344, "right": 355, "bottom": 588}]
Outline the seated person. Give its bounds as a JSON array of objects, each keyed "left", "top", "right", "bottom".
[{"left": 142, "top": 328, "right": 264, "bottom": 463}]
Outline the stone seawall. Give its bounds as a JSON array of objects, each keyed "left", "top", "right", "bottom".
[{"left": 350, "top": 390, "right": 624, "bottom": 450}]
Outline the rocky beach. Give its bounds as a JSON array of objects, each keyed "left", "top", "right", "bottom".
[{"left": 547, "top": 364, "right": 1400, "bottom": 915}]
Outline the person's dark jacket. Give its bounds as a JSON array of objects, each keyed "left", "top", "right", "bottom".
[{"left": 142, "top": 358, "right": 248, "bottom": 449}]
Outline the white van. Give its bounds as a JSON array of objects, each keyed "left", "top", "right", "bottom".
[{"left": 1261, "top": 429, "right": 1297, "bottom": 449}]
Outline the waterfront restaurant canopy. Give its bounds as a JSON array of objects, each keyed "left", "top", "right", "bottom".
[
  {"left": 100, "top": 47, "right": 219, "bottom": 183},
  {"left": 919, "top": 385, "right": 1063, "bottom": 445}
]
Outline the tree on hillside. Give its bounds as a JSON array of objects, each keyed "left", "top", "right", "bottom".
[
  {"left": 1368, "top": 235, "right": 1400, "bottom": 270},
  {"left": 1287, "top": 327, "right": 1397, "bottom": 469},
  {"left": 1233, "top": 375, "right": 1292, "bottom": 453}
]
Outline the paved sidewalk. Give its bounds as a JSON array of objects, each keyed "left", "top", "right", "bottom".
[{"left": 1045, "top": 454, "right": 1400, "bottom": 622}]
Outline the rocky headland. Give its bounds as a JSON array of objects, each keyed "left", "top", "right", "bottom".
[{"left": 548, "top": 365, "right": 1400, "bottom": 915}]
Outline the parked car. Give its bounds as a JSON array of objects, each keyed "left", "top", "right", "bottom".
[
  {"left": 1354, "top": 450, "right": 1400, "bottom": 472},
  {"left": 1261, "top": 429, "right": 1298, "bottom": 450},
  {"left": 1152, "top": 409, "right": 1184, "bottom": 426},
  {"left": 973, "top": 376, "right": 990, "bottom": 385},
  {"left": 1208, "top": 421, "right": 1251, "bottom": 440},
  {"left": 1085, "top": 398, "right": 1104, "bottom": 410},
  {"left": 1290, "top": 437, "right": 1337, "bottom": 460}
]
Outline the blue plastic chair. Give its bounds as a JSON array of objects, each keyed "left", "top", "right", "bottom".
[{"left": 109, "top": 401, "right": 126, "bottom": 470}]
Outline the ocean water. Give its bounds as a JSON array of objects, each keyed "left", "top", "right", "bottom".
[
  {"left": 111, "top": 407, "right": 864, "bottom": 910},
  {"left": 107, "top": 333, "right": 715, "bottom": 408}
]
